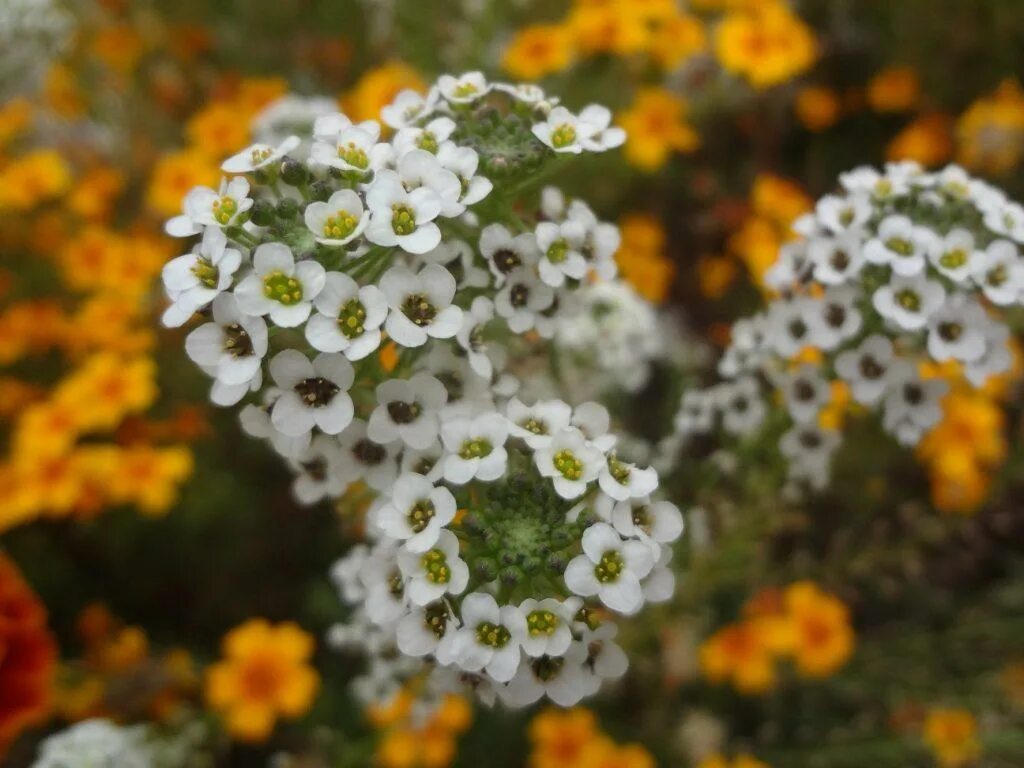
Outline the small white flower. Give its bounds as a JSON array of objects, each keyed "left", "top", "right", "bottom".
[
  {"left": 239, "top": 390, "right": 311, "bottom": 458},
  {"left": 366, "top": 170, "right": 443, "bottom": 254},
  {"left": 674, "top": 390, "right": 715, "bottom": 435},
  {"left": 608, "top": 497, "right": 684, "bottom": 547},
  {"left": 377, "top": 473, "right": 457, "bottom": 552},
  {"left": 864, "top": 214, "right": 935, "bottom": 276},
  {"left": 965, "top": 321, "right": 1013, "bottom": 387},
  {"left": 440, "top": 411, "right": 509, "bottom": 484},
  {"left": 494, "top": 267, "right": 555, "bottom": 333},
  {"left": 289, "top": 434, "right": 348, "bottom": 504},
  {"left": 221, "top": 135, "right": 301, "bottom": 173},
  {"left": 535, "top": 218, "right": 588, "bottom": 287},
  {"left": 834, "top": 334, "right": 895, "bottom": 405},
  {"left": 381, "top": 89, "right": 436, "bottom": 130},
  {"left": 779, "top": 423, "right": 841, "bottom": 485},
  {"left": 437, "top": 71, "right": 490, "bottom": 104},
  {"left": 479, "top": 224, "right": 540, "bottom": 285},
  {"left": 494, "top": 82, "right": 552, "bottom": 105},
  {"left": 393, "top": 116, "right": 456, "bottom": 156},
  {"left": 396, "top": 600, "right": 456, "bottom": 658},
  {"left": 166, "top": 176, "right": 253, "bottom": 237},
  {"left": 806, "top": 287, "right": 862, "bottom": 350},
  {"left": 269, "top": 350, "right": 355, "bottom": 437},
  {"left": 362, "top": 542, "right": 410, "bottom": 625},
  {"left": 808, "top": 232, "right": 865, "bottom": 285},
  {"left": 185, "top": 293, "right": 268, "bottom": 386},
  {"left": 311, "top": 120, "right": 388, "bottom": 176},
  {"left": 563, "top": 523, "right": 653, "bottom": 615},
  {"left": 532, "top": 106, "right": 596, "bottom": 154},
  {"left": 571, "top": 401, "right": 617, "bottom": 452},
  {"left": 579, "top": 622, "right": 629, "bottom": 684},
  {"left": 517, "top": 597, "right": 580, "bottom": 658},
  {"left": 397, "top": 529, "right": 469, "bottom": 606},
  {"left": 449, "top": 592, "right": 525, "bottom": 683},
  {"left": 161, "top": 227, "right": 242, "bottom": 327},
  {"left": 305, "top": 272, "right": 387, "bottom": 359},
  {"left": 436, "top": 141, "right": 492, "bottom": 209},
  {"left": 456, "top": 296, "right": 497, "bottom": 380},
  {"left": 331, "top": 544, "right": 370, "bottom": 604},
  {"left": 534, "top": 428, "right": 603, "bottom": 499},
  {"left": 777, "top": 364, "right": 830, "bottom": 423},
  {"left": 577, "top": 104, "right": 626, "bottom": 151},
  {"left": 500, "top": 643, "right": 594, "bottom": 708},
  {"left": 715, "top": 377, "right": 766, "bottom": 436},
  {"left": 337, "top": 419, "right": 399, "bottom": 491},
  {"left": 234, "top": 242, "right": 326, "bottom": 327},
  {"left": 303, "top": 189, "right": 370, "bottom": 246},
  {"left": 392, "top": 149, "right": 464, "bottom": 218},
  {"left": 927, "top": 228, "right": 979, "bottom": 283},
  {"left": 368, "top": 373, "right": 448, "bottom": 450},
  {"left": 872, "top": 273, "right": 946, "bottom": 330},
  {"left": 767, "top": 297, "right": 816, "bottom": 357},
  {"left": 380, "top": 264, "right": 464, "bottom": 347},
  {"left": 839, "top": 165, "right": 911, "bottom": 201},
  {"left": 926, "top": 294, "right": 988, "bottom": 363},
  {"left": 971, "top": 239, "right": 1024, "bottom": 305},
  {"left": 506, "top": 398, "right": 572, "bottom": 449},
  {"left": 815, "top": 193, "right": 872, "bottom": 235},
  {"left": 881, "top": 362, "right": 949, "bottom": 446},
  {"left": 598, "top": 453, "right": 658, "bottom": 501},
  {"left": 984, "top": 201, "right": 1024, "bottom": 243}
]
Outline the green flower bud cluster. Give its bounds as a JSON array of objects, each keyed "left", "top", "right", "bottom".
[{"left": 452, "top": 108, "right": 550, "bottom": 185}]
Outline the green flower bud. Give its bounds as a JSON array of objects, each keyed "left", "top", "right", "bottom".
[{"left": 280, "top": 157, "right": 308, "bottom": 186}]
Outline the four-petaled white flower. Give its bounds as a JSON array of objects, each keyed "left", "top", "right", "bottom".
[
  {"left": 366, "top": 170, "right": 443, "bottom": 254},
  {"left": 304, "top": 189, "right": 370, "bottom": 246},
  {"left": 234, "top": 242, "right": 326, "bottom": 327},
  {"left": 376, "top": 473, "right": 458, "bottom": 552},
  {"left": 397, "top": 529, "right": 470, "bottom": 606},
  {"left": 440, "top": 412, "right": 509, "bottom": 484},
  {"left": 305, "top": 272, "right": 387, "bottom": 359},
  {"left": 166, "top": 177, "right": 253, "bottom": 237},
  {"left": 532, "top": 106, "right": 596, "bottom": 154},
  {"left": 269, "top": 350, "right": 355, "bottom": 437},
  {"left": 221, "top": 135, "right": 301, "bottom": 173},
  {"left": 437, "top": 71, "right": 490, "bottom": 104},
  {"left": 563, "top": 523, "right": 654, "bottom": 615},
  {"left": 161, "top": 227, "right": 242, "bottom": 327},
  {"left": 368, "top": 373, "right": 448, "bottom": 450},
  {"left": 534, "top": 428, "right": 603, "bottom": 499},
  {"left": 185, "top": 293, "right": 268, "bottom": 389},
  {"left": 449, "top": 592, "right": 525, "bottom": 683},
  {"left": 380, "top": 264, "right": 464, "bottom": 347},
  {"left": 535, "top": 218, "right": 588, "bottom": 287}
]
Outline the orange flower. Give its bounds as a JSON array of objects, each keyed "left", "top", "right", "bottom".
[
  {"left": 886, "top": 113, "right": 954, "bottom": 167},
  {"left": 715, "top": 1, "right": 817, "bottom": 89},
  {"left": 147, "top": 149, "right": 221, "bottom": 218},
  {"left": 186, "top": 102, "right": 252, "bottom": 159},
  {"left": 700, "top": 621, "right": 779, "bottom": 694},
  {"left": 502, "top": 24, "right": 575, "bottom": 80},
  {"left": 783, "top": 581, "right": 854, "bottom": 678},
  {"left": 923, "top": 708, "right": 980, "bottom": 767},
  {"left": 0, "top": 554, "right": 58, "bottom": 756},
  {"left": 618, "top": 88, "right": 699, "bottom": 172},
  {"left": 345, "top": 62, "right": 426, "bottom": 123},
  {"left": 529, "top": 707, "right": 601, "bottom": 767},
  {"left": 205, "top": 619, "right": 320, "bottom": 742},
  {"left": 795, "top": 85, "right": 841, "bottom": 132},
  {"left": 867, "top": 66, "right": 920, "bottom": 112},
  {"left": 616, "top": 214, "right": 675, "bottom": 303}
]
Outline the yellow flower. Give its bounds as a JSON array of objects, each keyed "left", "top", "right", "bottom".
[
  {"left": 729, "top": 216, "right": 781, "bottom": 286},
  {"left": 578, "top": 740, "right": 656, "bottom": 768},
  {"left": 699, "top": 621, "right": 779, "bottom": 694},
  {"left": 0, "top": 149, "right": 72, "bottom": 211},
  {"left": 751, "top": 173, "right": 812, "bottom": 226},
  {"left": 100, "top": 444, "right": 194, "bottom": 516},
  {"left": 68, "top": 166, "right": 125, "bottom": 222},
  {"left": 91, "top": 22, "right": 147, "bottom": 75},
  {"left": 618, "top": 88, "right": 699, "bottom": 172},
  {"left": 0, "top": 98, "right": 33, "bottom": 148},
  {"left": 344, "top": 61, "right": 426, "bottom": 123},
  {"left": 867, "top": 66, "right": 920, "bottom": 113},
  {"left": 886, "top": 113, "right": 954, "bottom": 168},
  {"left": 205, "top": 619, "right": 320, "bottom": 742},
  {"left": 923, "top": 708, "right": 980, "bottom": 767},
  {"left": 529, "top": 707, "right": 601, "bottom": 768},
  {"left": 146, "top": 149, "right": 221, "bottom": 218},
  {"left": 186, "top": 102, "right": 252, "bottom": 160},
  {"left": 502, "top": 24, "right": 575, "bottom": 80},
  {"left": 697, "top": 254, "right": 738, "bottom": 300},
  {"left": 783, "top": 581, "right": 854, "bottom": 678},
  {"left": 43, "top": 63, "right": 85, "bottom": 118},
  {"left": 715, "top": 1, "right": 817, "bottom": 89},
  {"left": 52, "top": 353, "right": 158, "bottom": 433},
  {"left": 616, "top": 213, "right": 675, "bottom": 303},
  {"left": 647, "top": 11, "right": 706, "bottom": 70},
  {"left": 567, "top": 0, "right": 649, "bottom": 57},
  {"left": 795, "top": 85, "right": 841, "bottom": 132},
  {"left": 956, "top": 79, "right": 1024, "bottom": 175}
]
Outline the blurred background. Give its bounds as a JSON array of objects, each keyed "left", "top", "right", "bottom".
[{"left": 1, "top": 0, "right": 1024, "bottom": 766}]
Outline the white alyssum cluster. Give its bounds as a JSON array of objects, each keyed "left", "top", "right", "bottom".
[
  {"left": 676, "top": 163, "right": 1024, "bottom": 495},
  {"left": 32, "top": 720, "right": 154, "bottom": 768}
]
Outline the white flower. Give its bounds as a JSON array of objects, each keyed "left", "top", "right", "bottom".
[
  {"left": 494, "top": 267, "right": 555, "bottom": 333},
  {"left": 971, "top": 239, "right": 1024, "bottom": 305},
  {"left": 368, "top": 373, "right": 448, "bottom": 450},
  {"left": 577, "top": 104, "right": 626, "bottom": 151},
  {"left": 449, "top": 592, "right": 525, "bottom": 683},
  {"left": 984, "top": 200, "right": 1024, "bottom": 243},
  {"left": 305, "top": 272, "right": 387, "bottom": 359},
  {"left": 494, "top": 82, "right": 552, "bottom": 105},
  {"left": 289, "top": 434, "right": 348, "bottom": 504},
  {"left": 396, "top": 600, "right": 456, "bottom": 658},
  {"left": 311, "top": 120, "right": 387, "bottom": 175},
  {"left": 381, "top": 89, "right": 436, "bottom": 130},
  {"left": 927, "top": 228, "right": 979, "bottom": 283},
  {"left": 808, "top": 232, "right": 865, "bottom": 285},
  {"left": 881, "top": 362, "right": 949, "bottom": 446},
  {"left": 965, "top": 322, "right": 1013, "bottom": 387},
  {"left": 806, "top": 286, "right": 862, "bottom": 350},
  {"left": 815, "top": 193, "right": 871, "bottom": 235},
  {"left": 239, "top": 391, "right": 311, "bottom": 459},
  {"left": 598, "top": 453, "right": 658, "bottom": 501},
  {"left": 535, "top": 218, "right": 588, "bottom": 287},
  {"left": 436, "top": 141, "right": 492, "bottom": 209},
  {"left": 234, "top": 242, "right": 326, "bottom": 327},
  {"left": 166, "top": 176, "right": 253, "bottom": 237},
  {"left": 377, "top": 473, "right": 457, "bottom": 552},
  {"left": 366, "top": 170, "right": 443, "bottom": 254},
  {"left": 33, "top": 719, "right": 151, "bottom": 768},
  {"left": 380, "top": 264, "right": 464, "bottom": 347},
  {"left": 839, "top": 165, "right": 911, "bottom": 201},
  {"left": 532, "top": 106, "right": 596, "bottom": 154},
  {"left": 500, "top": 643, "right": 594, "bottom": 708},
  {"left": 437, "top": 71, "right": 490, "bottom": 104},
  {"left": 571, "top": 401, "right": 617, "bottom": 452},
  {"left": 456, "top": 296, "right": 497, "bottom": 380},
  {"left": 564, "top": 523, "right": 654, "bottom": 614},
  {"left": 303, "top": 189, "right": 370, "bottom": 246},
  {"left": 331, "top": 544, "right": 370, "bottom": 604},
  {"left": 767, "top": 297, "right": 816, "bottom": 357},
  {"left": 534, "top": 428, "right": 603, "bottom": 499},
  {"left": 397, "top": 529, "right": 469, "bottom": 606},
  {"left": 440, "top": 411, "right": 509, "bottom": 484},
  {"left": 834, "top": 334, "right": 895, "bottom": 405},
  {"left": 779, "top": 423, "right": 841, "bottom": 479},
  {"left": 185, "top": 293, "right": 267, "bottom": 386},
  {"left": 926, "top": 294, "right": 988, "bottom": 363},
  {"left": 608, "top": 497, "right": 684, "bottom": 547},
  {"left": 872, "top": 273, "right": 946, "bottom": 330},
  {"left": 221, "top": 135, "right": 301, "bottom": 173},
  {"left": 269, "top": 350, "right": 354, "bottom": 437},
  {"left": 506, "top": 398, "right": 572, "bottom": 449},
  {"left": 392, "top": 149, "right": 464, "bottom": 218},
  {"left": 715, "top": 377, "right": 766, "bottom": 436},
  {"left": 579, "top": 623, "right": 629, "bottom": 684},
  {"left": 864, "top": 214, "right": 935, "bottom": 276},
  {"left": 393, "top": 116, "right": 456, "bottom": 156},
  {"left": 479, "top": 224, "right": 540, "bottom": 285},
  {"left": 362, "top": 541, "right": 410, "bottom": 625},
  {"left": 337, "top": 419, "right": 399, "bottom": 491},
  {"left": 161, "top": 227, "right": 242, "bottom": 327},
  {"left": 517, "top": 597, "right": 580, "bottom": 658},
  {"left": 674, "top": 390, "right": 715, "bottom": 435},
  {"left": 777, "top": 364, "right": 830, "bottom": 423}
]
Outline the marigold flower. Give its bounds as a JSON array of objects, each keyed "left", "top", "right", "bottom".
[
  {"left": 867, "top": 66, "right": 920, "bottom": 112},
  {"left": 0, "top": 149, "right": 72, "bottom": 211},
  {"left": 923, "top": 708, "right": 980, "bottom": 767},
  {"left": 502, "top": 24, "right": 575, "bottom": 80},
  {"left": 146, "top": 149, "right": 221, "bottom": 218},
  {"left": 715, "top": 1, "right": 817, "bottom": 89},
  {"left": 618, "top": 88, "right": 699, "bottom": 172},
  {"left": 783, "top": 581, "right": 854, "bottom": 678},
  {"left": 795, "top": 85, "right": 841, "bottom": 132},
  {"left": 886, "top": 113, "right": 954, "bottom": 167}
]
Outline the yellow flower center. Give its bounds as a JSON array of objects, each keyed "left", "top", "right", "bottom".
[{"left": 263, "top": 270, "right": 303, "bottom": 305}]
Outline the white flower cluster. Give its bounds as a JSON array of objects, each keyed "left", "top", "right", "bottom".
[
  {"left": 32, "top": 720, "right": 153, "bottom": 768},
  {"left": 677, "top": 162, "right": 1024, "bottom": 494},
  {"left": 329, "top": 396, "right": 683, "bottom": 708}
]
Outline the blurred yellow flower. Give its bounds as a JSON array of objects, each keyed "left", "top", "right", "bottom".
[
  {"left": 43, "top": 63, "right": 86, "bottom": 118},
  {"left": 618, "top": 88, "right": 699, "bottom": 172},
  {"left": 502, "top": 24, "right": 575, "bottom": 80},
  {"left": 923, "top": 708, "right": 980, "bottom": 767},
  {"left": 186, "top": 102, "right": 252, "bottom": 159},
  {"left": 956, "top": 78, "right": 1024, "bottom": 175},
  {"left": 567, "top": 0, "right": 649, "bottom": 57},
  {"left": 867, "top": 66, "right": 920, "bottom": 113},
  {"left": 345, "top": 61, "right": 426, "bottom": 123},
  {"left": 715, "top": 1, "right": 817, "bottom": 89},
  {"left": 700, "top": 620, "right": 779, "bottom": 694},
  {"left": 783, "top": 581, "right": 854, "bottom": 678},
  {"left": 372, "top": 689, "right": 472, "bottom": 768},
  {"left": 0, "top": 98, "right": 33, "bottom": 148},
  {"left": 886, "top": 113, "right": 954, "bottom": 167},
  {"left": 147, "top": 149, "right": 221, "bottom": 218},
  {"left": 91, "top": 22, "right": 147, "bottom": 75},
  {"left": 697, "top": 254, "right": 738, "bottom": 299},
  {"left": 529, "top": 708, "right": 600, "bottom": 767},
  {"left": 646, "top": 10, "right": 707, "bottom": 71},
  {"left": 616, "top": 213, "right": 675, "bottom": 303},
  {"left": 0, "top": 150, "right": 72, "bottom": 211},
  {"left": 795, "top": 85, "right": 841, "bottom": 132},
  {"left": 205, "top": 619, "right": 320, "bottom": 742}
]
